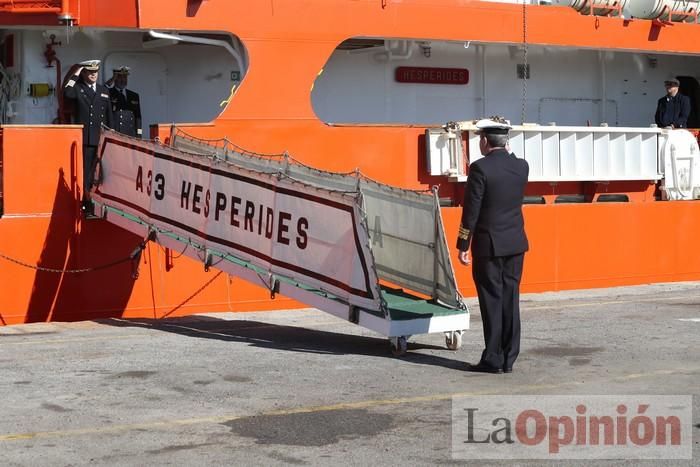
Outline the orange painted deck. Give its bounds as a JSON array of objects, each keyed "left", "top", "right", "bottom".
[{"left": 2, "top": 0, "right": 700, "bottom": 325}]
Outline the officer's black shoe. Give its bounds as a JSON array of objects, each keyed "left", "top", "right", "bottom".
[
  {"left": 465, "top": 362, "right": 503, "bottom": 374},
  {"left": 503, "top": 367, "right": 513, "bottom": 374}
]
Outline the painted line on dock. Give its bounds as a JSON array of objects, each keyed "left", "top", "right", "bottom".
[
  {"left": 522, "top": 294, "right": 700, "bottom": 311},
  {"left": 3, "top": 293, "right": 699, "bottom": 347},
  {"left": 0, "top": 366, "right": 695, "bottom": 442},
  {"left": 0, "top": 334, "right": 148, "bottom": 346},
  {"left": 0, "top": 321, "right": 344, "bottom": 346}
]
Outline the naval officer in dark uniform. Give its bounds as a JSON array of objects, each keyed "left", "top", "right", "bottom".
[
  {"left": 457, "top": 117, "right": 529, "bottom": 374},
  {"left": 655, "top": 78, "right": 691, "bottom": 129},
  {"left": 106, "top": 66, "right": 142, "bottom": 138},
  {"left": 63, "top": 59, "right": 114, "bottom": 213}
]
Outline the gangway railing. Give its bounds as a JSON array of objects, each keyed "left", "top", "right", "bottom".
[{"left": 89, "top": 128, "right": 469, "bottom": 356}]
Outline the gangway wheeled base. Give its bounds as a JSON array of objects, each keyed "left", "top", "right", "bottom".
[
  {"left": 293, "top": 283, "right": 470, "bottom": 356},
  {"left": 95, "top": 202, "right": 469, "bottom": 357},
  {"left": 282, "top": 280, "right": 469, "bottom": 356}
]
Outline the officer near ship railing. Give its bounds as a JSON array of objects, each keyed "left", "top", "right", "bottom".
[
  {"left": 63, "top": 59, "right": 114, "bottom": 215},
  {"left": 105, "top": 66, "right": 142, "bottom": 138},
  {"left": 457, "top": 116, "right": 529, "bottom": 375},
  {"left": 655, "top": 77, "right": 690, "bottom": 129}
]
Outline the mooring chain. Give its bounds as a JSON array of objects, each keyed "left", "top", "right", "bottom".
[{"left": 0, "top": 236, "right": 150, "bottom": 277}]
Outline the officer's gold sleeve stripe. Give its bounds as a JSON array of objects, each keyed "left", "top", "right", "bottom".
[{"left": 458, "top": 226, "right": 470, "bottom": 240}]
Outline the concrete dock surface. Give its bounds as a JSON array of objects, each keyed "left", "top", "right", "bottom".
[{"left": 1, "top": 281, "right": 698, "bottom": 466}]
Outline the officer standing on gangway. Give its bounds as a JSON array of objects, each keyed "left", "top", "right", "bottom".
[{"left": 63, "top": 59, "right": 114, "bottom": 215}]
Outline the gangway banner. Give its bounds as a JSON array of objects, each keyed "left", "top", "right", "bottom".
[
  {"left": 171, "top": 127, "right": 464, "bottom": 310},
  {"left": 92, "top": 130, "right": 380, "bottom": 310}
]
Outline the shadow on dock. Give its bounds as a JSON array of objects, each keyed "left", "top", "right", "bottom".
[{"left": 103, "top": 315, "right": 465, "bottom": 370}]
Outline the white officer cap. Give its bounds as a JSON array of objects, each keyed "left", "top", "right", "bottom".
[
  {"left": 474, "top": 116, "right": 512, "bottom": 135},
  {"left": 113, "top": 66, "right": 131, "bottom": 75},
  {"left": 664, "top": 77, "right": 680, "bottom": 86},
  {"left": 79, "top": 59, "right": 101, "bottom": 71}
]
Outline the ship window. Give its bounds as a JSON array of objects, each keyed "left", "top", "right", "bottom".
[
  {"left": 554, "top": 194, "right": 586, "bottom": 204},
  {"left": 523, "top": 196, "right": 545, "bottom": 205},
  {"left": 677, "top": 76, "right": 700, "bottom": 128},
  {"left": 313, "top": 38, "right": 700, "bottom": 128},
  {"left": 312, "top": 37, "right": 478, "bottom": 125},
  {"left": 1, "top": 29, "right": 246, "bottom": 128},
  {"left": 596, "top": 194, "right": 629, "bottom": 203}
]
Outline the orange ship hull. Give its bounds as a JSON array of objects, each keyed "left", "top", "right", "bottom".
[
  {"left": 2, "top": 121, "right": 699, "bottom": 326},
  {"left": 2, "top": 0, "right": 700, "bottom": 325}
]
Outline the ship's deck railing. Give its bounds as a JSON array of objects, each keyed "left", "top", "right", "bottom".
[
  {"left": 471, "top": 125, "right": 664, "bottom": 182},
  {"left": 428, "top": 124, "right": 665, "bottom": 183},
  {"left": 427, "top": 123, "right": 700, "bottom": 200}
]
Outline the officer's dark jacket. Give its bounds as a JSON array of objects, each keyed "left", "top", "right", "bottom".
[
  {"left": 109, "top": 87, "right": 142, "bottom": 137},
  {"left": 456, "top": 148, "right": 529, "bottom": 257},
  {"left": 655, "top": 93, "right": 691, "bottom": 128},
  {"left": 64, "top": 80, "right": 113, "bottom": 146}
]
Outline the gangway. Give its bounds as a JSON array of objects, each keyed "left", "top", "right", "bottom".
[{"left": 90, "top": 128, "right": 469, "bottom": 356}]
